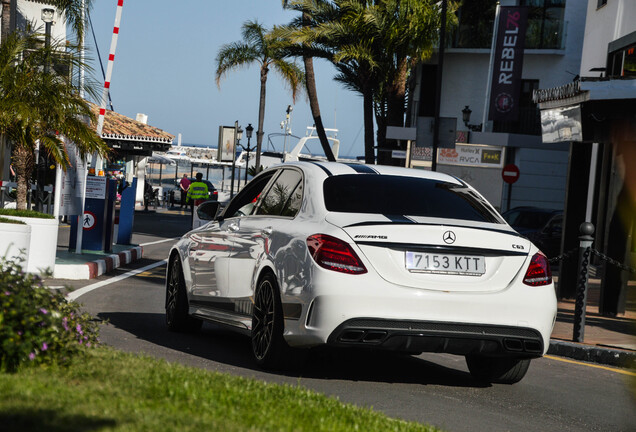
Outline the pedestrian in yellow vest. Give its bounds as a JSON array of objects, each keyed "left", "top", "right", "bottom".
[{"left": 186, "top": 173, "right": 209, "bottom": 210}]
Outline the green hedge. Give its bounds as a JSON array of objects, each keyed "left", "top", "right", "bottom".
[
  {"left": 0, "top": 209, "right": 55, "bottom": 219},
  {"left": 0, "top": 217, "right": 25, "bottom": 225}
]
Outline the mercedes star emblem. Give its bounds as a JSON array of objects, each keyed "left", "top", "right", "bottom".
[{"left": 443, "top": 231, "right": 456, "bottom": 244}]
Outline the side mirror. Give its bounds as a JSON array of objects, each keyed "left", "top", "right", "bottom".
[{"left": 196, "top": 201, "right": 220, "bottom": 221}]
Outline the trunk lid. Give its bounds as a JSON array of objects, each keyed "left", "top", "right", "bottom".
[{"left": 327, "top": 214, "right": 531, "bottom": 293}]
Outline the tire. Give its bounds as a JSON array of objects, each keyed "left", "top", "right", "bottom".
[
  {"left": 251, "top": 272, "right": 289, "bottom": 369},
  {"left": 165, "top": 255, "right": 202, "bottom": 332},
  {"left": 466, "top": 355, "right": 531, "bottom": 384}
]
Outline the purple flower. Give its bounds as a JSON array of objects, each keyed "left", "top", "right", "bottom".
[
  {"left": 3, "top": 291, "right": 9, "bottom": 296},
  {"left": 62, "top": 317, "right": 69, "bottom": 331},
  {"left": 86, "top": 342, "right": 92, "bottom": 348},
  {"left": 29, "top": 352, "right": 36, "bottom": 360},
  {"left": 76, "top": 324, "right": 83, "bottom": 335},
  {"left": 39, "top": 308, "right": 48, "bottom": 315},
  {"left": 41, "top": 342, "right": 48, "bottom": 351}
]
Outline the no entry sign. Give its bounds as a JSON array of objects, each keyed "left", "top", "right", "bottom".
[{"left": 502, "top": 164, "right": 520, "bottom": 184}]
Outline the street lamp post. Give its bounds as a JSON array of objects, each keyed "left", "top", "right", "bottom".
[
  {"left": 461, "top": 105, "right": 483, "bottom": 133},
  {"left": 243, "top": 123, "right": 254, "bottom": 185},
  {"left": 230, "top": 122, "right": 242, "bottom": 200},
  {"left": 36, "top": 7, "right": 55, "bottom": 212}
]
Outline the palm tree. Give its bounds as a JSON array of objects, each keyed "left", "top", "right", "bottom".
[
  {"left": 367, "top": 0, "right": 455, "bottom": 165},
  {"left": 216, "top": 20, "right": 304, "bottom": 171},
  {"left": 275, "top": 0, "right": 376, "bottom": 163},
  {"left": 0, "top": 31, "right": 108, "bottom": 210},
  {"left": 282, "top": 0, "right": 335, "bottom": 161},
  {"left": 275, "top": 0, "right": 456, "bottom": 165}
]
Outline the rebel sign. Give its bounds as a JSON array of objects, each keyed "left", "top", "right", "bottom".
[{"left": 489, "top": 7, "right": 528, "bottom": 123}]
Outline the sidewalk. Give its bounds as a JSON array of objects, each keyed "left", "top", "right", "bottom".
[
  {"left": 549, "top": 279, "right": 636, "bottom": 368},
  {"left": 50, "top": 207, "right": 636, "bottom": 369},
  {"left": 54, "top": 220, "right": 143, "bottom": 280}
]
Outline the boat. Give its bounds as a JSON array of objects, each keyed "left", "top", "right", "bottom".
[{"left": 258, "top": 126, "right": 360, "bottom": 169}]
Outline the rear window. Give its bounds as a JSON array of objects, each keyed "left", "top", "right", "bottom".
[{"left": 323, "top": 175, "right": 503, "bottom": 223}]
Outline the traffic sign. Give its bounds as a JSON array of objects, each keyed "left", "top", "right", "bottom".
[
  {"left": 82, "top": 211, "right": 96, "bottom": 230},
  {"left": 502, "top": 164, "right": 520, "bottom": 184}
]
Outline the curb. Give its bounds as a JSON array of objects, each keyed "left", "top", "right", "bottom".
[
  {"left": 53, "top": 246, "right": 143, "bottom": 280},
  {"left": 548, "top": 339, "right": 636, "bottom": 369}
]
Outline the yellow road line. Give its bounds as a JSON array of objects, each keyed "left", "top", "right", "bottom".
[{"left": 544, "top": 355, "right": 636, "bottom": 377}]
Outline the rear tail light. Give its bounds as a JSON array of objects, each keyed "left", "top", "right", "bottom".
[
  {"left": 523, "top": 253, "right": 552, "bottom": 286},
  {"left": 307, "top": 234, "right": 367, "bottom": 275}
]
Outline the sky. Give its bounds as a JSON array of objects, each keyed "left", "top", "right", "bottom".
[{"left": 85, "top": 0, "right": 365, "bottom": 158}]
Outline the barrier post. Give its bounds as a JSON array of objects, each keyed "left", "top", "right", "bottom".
[{"left": 573, "top": 222, "right": 594, "bottom": 342}]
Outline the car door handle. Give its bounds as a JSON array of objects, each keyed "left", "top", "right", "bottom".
[
  {"left": 227, "top": 222, "right": 240, "bottom": 232},
  {"left": 262, "top": 227, "right": 273, "bottom": 237}
]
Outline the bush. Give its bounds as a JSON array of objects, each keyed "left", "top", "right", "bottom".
[
  {"left": 0, "top": 208, "right": 54, "bottom": 219},
  {"left": 0, "top": 257, "right": 99, "bottom": 372},
  {"left": 0, "top": 217, "right": 25, "bottom": 225}
]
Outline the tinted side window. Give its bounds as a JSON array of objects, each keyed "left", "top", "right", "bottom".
[
  {"left": 223, "top": 171, "right": 277, "bottom": 218},
  {"left": 323, "top": 175, "right": 502, "bottom": 223},
  {"left": 256, "top": 169, "right": 303, "bottom": 217}
]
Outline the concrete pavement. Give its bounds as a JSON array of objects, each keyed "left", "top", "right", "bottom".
[{"left": 48, "top": 206, "right": 636, "bottom": 369}]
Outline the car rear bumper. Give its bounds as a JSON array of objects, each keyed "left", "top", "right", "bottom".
[
  {"left": 326, "top": 318, "right": 544, "bottom": 357},
  {"left": 282, "top": 277, "right": 557, "bottom": 355}
]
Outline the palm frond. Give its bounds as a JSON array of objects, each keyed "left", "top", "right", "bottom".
[
  {"left": 270, "top": 59, "right": 305, "bottom": 103},
  {"left": 215, "top": 42, "right": 260, "bottom": 87}
]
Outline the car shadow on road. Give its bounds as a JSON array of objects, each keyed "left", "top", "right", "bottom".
[{"left": 97, "top": 311, "right": 488, "bottom": 389}]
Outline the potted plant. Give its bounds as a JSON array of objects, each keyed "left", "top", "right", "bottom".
[
  {"left": 0, "top": 216, "right": 30, "bottom": 269},
  {"left": 0, "top": 209, "right": 56, "bottom": 274},
  {"left": 0, "top": 29, "right": 109, "bottom": 270}
]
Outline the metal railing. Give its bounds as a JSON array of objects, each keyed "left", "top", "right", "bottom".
[
  {"left": 548, "top": 222, "right": 636, "bottom": 342},
  {"left": 0, "top": 182, "right": 53, "bottom": 213}
]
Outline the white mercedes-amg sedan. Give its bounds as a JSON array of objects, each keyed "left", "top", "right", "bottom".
[{"left": 165, "top": 162, "right": 556, "bottom": 384}]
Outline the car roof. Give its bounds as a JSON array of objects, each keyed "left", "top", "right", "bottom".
[{"left": 275, "top": 161, "right": 464, "bottom": 185}]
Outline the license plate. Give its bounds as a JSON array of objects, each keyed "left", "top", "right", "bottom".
[{"left": 405, "top": 252, "right": 485, "bottom": 275}]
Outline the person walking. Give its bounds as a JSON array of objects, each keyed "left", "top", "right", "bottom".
[{"left": 178, "top": 174, "right": 191, "bottom": 208}]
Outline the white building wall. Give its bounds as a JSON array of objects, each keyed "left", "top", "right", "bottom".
[
  {"left": 580, "top": 0, "right": 636, "bottom": 78},
  {"left": 420, "top": 1, "right": 587, "bottom": 212},
  {"left": 502, "top": 148, "right": 569, "bottom": 211},
  {"left": 16, "top": 0, "right": 66, "bottom": 42},
  {"left": 439, "top": 2, "right": 588, "bottom": 125}
]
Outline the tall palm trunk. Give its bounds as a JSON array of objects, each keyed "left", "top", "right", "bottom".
[
  {"left": 304, "top": 55, "right": 335, "bottom": 161},
  {"left": 254, "top": 65, "right": 269, "bottom": 171},
  {"left": 378, "top": 58, "right": 408, "bottom": 166},
  {"left": 1, "top": 0, "right": 11, "bottom": 43},
  {"left": 387, "top": 58, "right": 408, "bottom": 128},
  {"left": 12, "top": 143, "right": 34, "bottom": 211},
  {"left": 1, "top": 0, "right": 12, "bottom": 186},
  {"left": 302, "top": 11, "right": 335, "bottom": 161},
  {"left": 362, "top": 79, "right": 375, "bottom": 164}
]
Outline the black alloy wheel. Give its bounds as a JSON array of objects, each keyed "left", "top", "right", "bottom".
[
  {"left": 165, "top": 255, "right": 201, "bottom": 332},
  {"left": 251, "top": 272, "right": 288, "bottom": 369}
]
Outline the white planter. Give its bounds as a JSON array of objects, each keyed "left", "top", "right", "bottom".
[
  {"left": 2, "top": 215, "right": 58, "bottom": 274},
  {"left": 0, "top": 221, "right": 31, "bottom": 270}
]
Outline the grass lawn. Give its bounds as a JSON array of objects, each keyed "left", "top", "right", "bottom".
[{"left": 0, "top": 347, "right": 442, "bottom": 431}]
